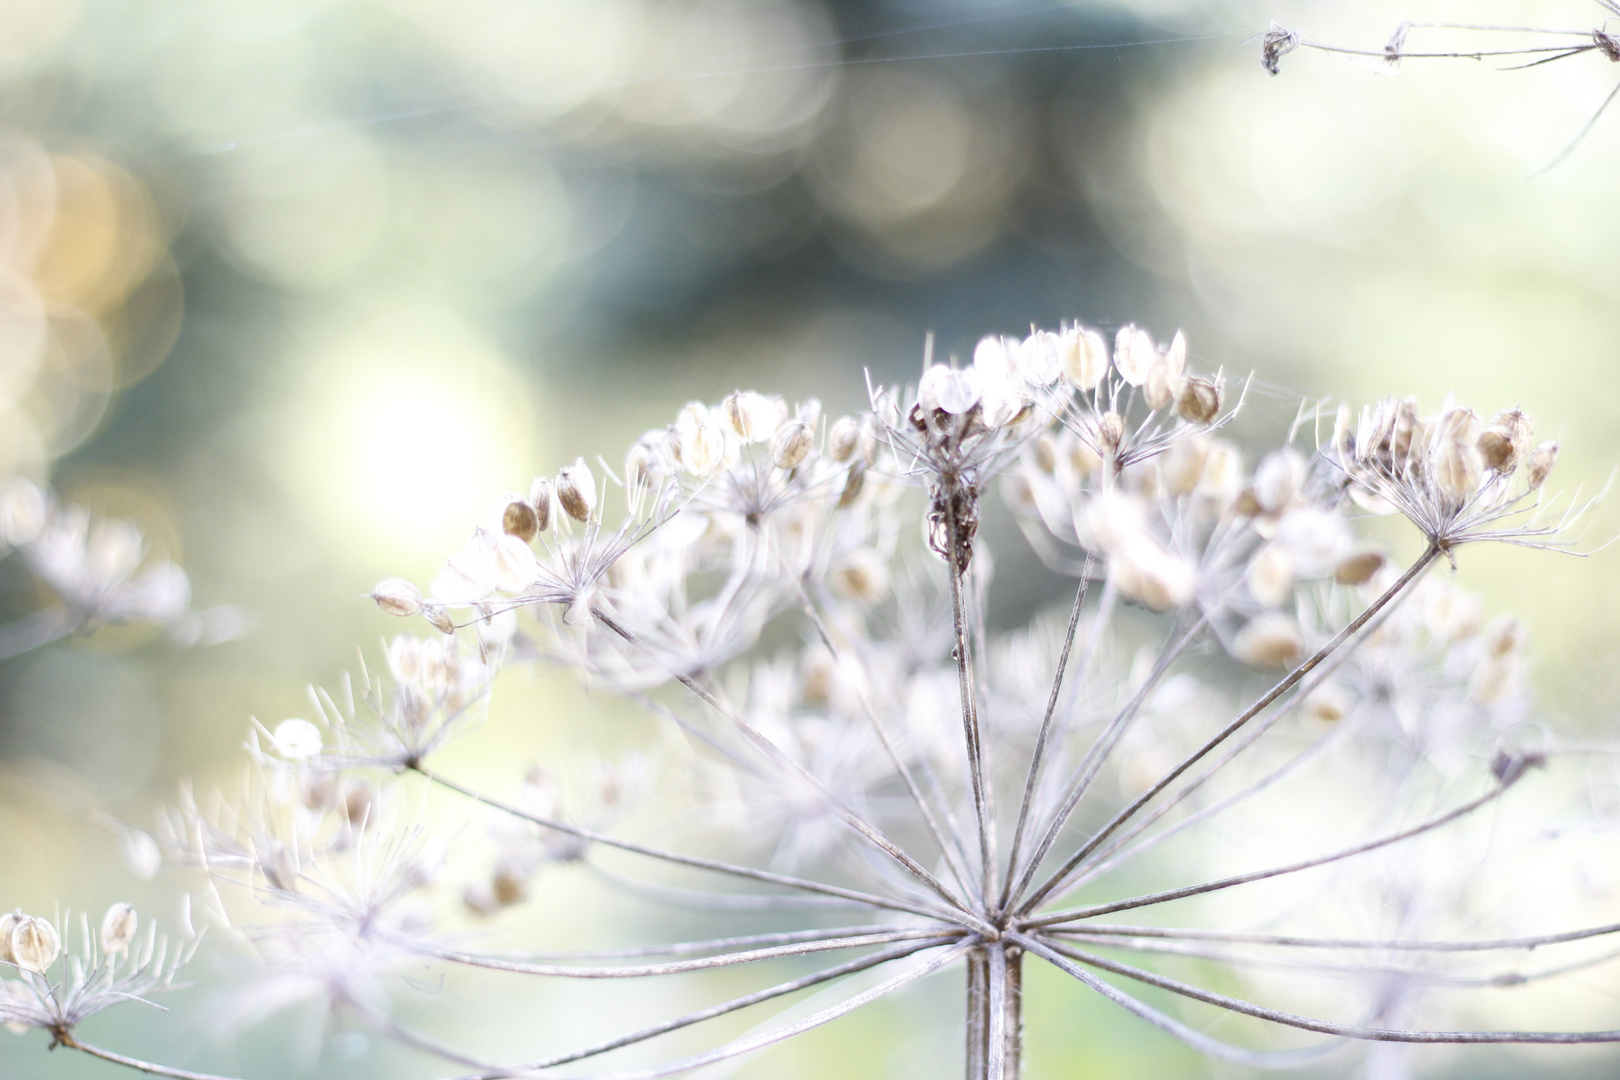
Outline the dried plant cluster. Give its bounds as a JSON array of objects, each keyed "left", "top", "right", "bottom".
[
  {"left": 1262, "top": 1, "right": 1620, "bottom": 170},
  {"left": 7, "top": 322, "right": 1620, "bottom": 1080}
]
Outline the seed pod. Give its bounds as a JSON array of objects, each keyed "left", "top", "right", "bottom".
[
  {"left": 722, "top": 391, "right": 783, "bottom": 442},
  {"left": 272, "top": 718, "right": 323, "bottom": 760},
  {"left": 1254, "top": 449, "right": 1306, "bottom": 513},
  {"left": 1144, "top": 360, "right": 1176, "bottom": 411},
  {"left": 491, "top": 863, "right": 528, "bottom": 906},
  {"left": 1526, "top": 441, "right": 1558, "bottom": 490},
  {"left": 1062, "top": 327, "right": 1109, "bottom": 391},
  {"left": 1176, "top": 377, "right": 1221, "bottom": 424},
  {"left": 370, "top": 578, "right": 422, "bottom": 617},
  {"left": 1030, "top": 434, "right": 1057, "bottom": 475},
  {"left": 1333, "top": 549, "right": 1385, "bottom": 586},
  {"left": 1303, "top": 682, "right": 1353, "bottom": 724},
  {"left": 859, "top": 416, "right": 880, "bottom": 465},
  {"left": 502, "top": 499, "right": 539, "bottom": 543},
  {"left": 828, "top": 416, "right": 860, "bottom": 463},
  {"left": 528, "top": 477, "right": 553, "bottom": 532},
  {"left": 1247, "top": 544, "right": 1294, "bottom": 607},
  {"left": 557, "top": 458, "right": 596, "bottom": 523},
  {"left": 422, "top": 603, "right": 456, "bottom": 635},
  {"left": 1433, "top": 438, "right": 1482, "bottom": 505},
  {"left": 1232, "top": 614, "right": 1305, "bottom": 668},
  {"left": 829, "top": 548, "right": 890, "bottom": 603},
  {"left": 100, "top": 903, "right": 138, "bottom": 955},
  {"left": 771, "top": 420, "right": 813, "bottom": 471},
  {"left": 11, "top": 915, "right": 59, "bottom": 974},
  {"left": 838, "top": 460, "right": 866, "bottom": 507},
  {"left": 0, "top": 911, "right": 20, "bottom": 965},
  {"left": 1113, "top": 325, "right": 1155, "bottom": 386},
  {"left": 1095, "top": 412, "right": 1124, "bottom": 456}
]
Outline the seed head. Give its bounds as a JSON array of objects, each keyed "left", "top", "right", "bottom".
[
  {"left": 1177, "top": 376, "right": 1222, "bottom": 424},
  {"left": 100, "top": 903, "right": 138, "bottom": 955},
  {"left": 722, "top": 391, "right": 785, "bottom": 442},
  {"left": 1113, "top": 325, "right": 1155, "bottom": 386},
  {"left": 919, "top": 364, "right": 980, "bottom": 416},
  {"left": 557, "top": 459, "right": 597, "bottom": 523},
  {"left": 1233, "top": 614, "right": 1305, "bottom": 667},
  {"left": 1526, "top": 441, "right": 1558, "bottom": 490},
  {"left": 503, "top": 498, "right": 539, "bottom": 543},
  {"left": 1433, "top": 437, "right": 1482, "bottom": 507},
  {"left": 1062, "top": 326, "right": 1109, "bottom": 391},
  {"left": 771, "top": 419, "right": 813, "bottom": 471},
  {"left": 528, "top": 477, "right": 553, "bottom": 532},
  {"left": 675, "top": 403, "right": 727, "bottom": 476},
  {"left": 828, "top": 416, "right": 860, "bottom": 463},
  {"left": 10, "top": 915, "right": 59, "bottom": 975},
  {"left": 0, "top": 912, "right": 19, "bottom": 965},
  {"left": 422, "top": 602, "right": 456, "bottom": 635},
  {"left": 370, "top": 578, "right": 423, "bottom": 617},
  {"left": 1334, "top": 549, "right": 1385, "bottom": 586},
  {"left": 272, "top": 718, "right": 323, "bottom": 760},
  {"left": 1254, "top": 448, "right": 1306, "bottom": 513},
  {"left": 1247, "top": 543, "right": 1295, "bottom": 607}
]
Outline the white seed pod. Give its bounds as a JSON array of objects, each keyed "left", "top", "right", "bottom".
[
  {"left": 1061, "top": 326, "right": 1109, "bottom": 391},
  {"left": 1094, "top": 412, "right": 1124, "bottom": 457},
  {"left": 796, "top": 397, "right": 822, "bottom": 432},
  {"left": 1253, "top": 448, "right": 1306, "bottom": 513},
  {"left": 526, "top": 477, "right": 553, "bottom": 533},
  {"left": 0, "top": 911, "right": 20, "bottom": 965},
  {"left": 100, "top": 903, "right": 138, "bottom": 955},
  {"left": 1246, "top": 544, "right": 1295, "bottom": 607},
  {"left": 1232, "top": 614, "right": 1305, "bottom": 668},
  {"left": 1177, "top": 376, "right": 1222, "bottom": 424},
  {"left": 1112, "top": 542, "right": 1195, "bottom": 613},
  {"left": 675, "top": 402, "right": 727, "bottom": 476},
  {"left": 1018, "top": 330, "right": 1064, "bottom": 386},
  {"left": 722, "top": 391, "right": 785, "bottom": 442},
  {"left": 829, "top": 548, "right": 890, "bottom": 604},
  {"left": 1144, "top": 359, "right": 1176, "bottom": 411},
  {"left": 10, "top": 915, "right": 59, "bottom": 975},
  {"left": 422, "top": 603, "right": 456, "bottom": 635},
  {"left": 1197, "top": 441, "right": 1243, "bottom": 502},
  {"left": 272, "top": 718, "right": 323, "bottom": 760},
  {"left": 1275, "top": 507, "right": 1349, "bottom": 579},
  {"left": 0, "top": 478, "right": 46, "bottom": 546},
  {"left": 1159, "top": 439, "right": 1206, "bottom": 497},
  {"left": 370, "top": 578, "right": 422, "bottom": 617},
  {"left": 1113, "top": 324, "right": 1155, "bottom": 386},
  {"left": 974, "top": 335, "right": 1028, "bottom": 429},
  {"left": 1303, "top": 682, "right": 1354, "bottom": 724},
  {"left": 1432, "top": 437, "right": 1482, "bottom": 505},
  {"left": 1083, "top": 488, "right": 1147, "bottom": 555},
  {"left": 432, "top": 548, "right": 498, "bottom": 605},
  {"left": 489, "top": 533, "right": 539, "bottom": 593},
  {"left": 828, "top": 416, "right": 860, "bottom": 463},
  {"left": 120, "top": 829, "right": 162, "bottom": 882},
  {"left": 1333, "top": 549, "right": 1385, "bottom": 586},
  {"left": 557, "top": 458, "right": 597, "bottom": 523},
  {"left": 1526, "top": 441, "right": 1558, "bottom": 490},
  {"left": 919, "top": 364, "right": 980, "bottom": 415},
  {"left": 502, "top": 498, "right": 539, "bottom": 542},
  {"left": 1481, "top": 614, "right": 1525, "bottom": 659},
  {"left": 771, "top": 419, "right": 813, "bottom": 471}
]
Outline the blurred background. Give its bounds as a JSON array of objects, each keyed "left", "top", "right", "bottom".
[{"left": 2, "top": 0, "right": 1619, "bottom": 1076}]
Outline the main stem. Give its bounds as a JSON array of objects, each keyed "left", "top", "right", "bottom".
[{"left": 966, "top": 943, "right": 1024, "bottom": 1080}]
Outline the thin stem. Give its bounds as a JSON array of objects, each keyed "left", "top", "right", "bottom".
[
  {"left": 445, "top": 939, "right": 955, "bottom": 1079},
  {"left": 58, "top": 1035, "right": 250, "bottom": 1080},
  {"left": 944, "top": 501, "right": 995, "bottom": 902},
  {"left": 1048, "top": 919, "right": 1620, "bottom": 953},
  {"left": 1007, "top": 611, "right": 1208, "bottom": 911},
  {"left": 586, "top": 863, "right": 865, "bottom": 911},
  {"left": 1037, "top": 937, "right": 1620, "bottom": 1045},
  {"left": 965, "top": 948, "right": 989, "bottom": 1080},
  {"left": 1010, "top": 933, "right": 1342, "bottom": 1068},
  {"left": 481, "top": 924, "right": 917, "bottom": 961},
  {"left": 798, "top": 582, "right": 979, "bottom": 901},
  {"left": 417, "top": 766, "right": 976, "bottom": 928},
  {"left": 986, "top": 944, "right": 1008, "bottom": 1080},
  {"left": 411, "top": 929, "right": 958, "bottom": 978},
  {"left": 532, "top": 941, "right": 975, "bottom": 1080},
  {"left": 1023, "top": 779, "right": 1511, "bottom": 929},
  {"left": 1017, "top": 545, "right": 1441, "bottom": 915},
  {"left": 593, "top": 608, "right": 975, "bottom": 917},
  {"left": 998, "top": 561, "right": 1092, "bottom": 914}
]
